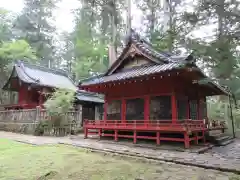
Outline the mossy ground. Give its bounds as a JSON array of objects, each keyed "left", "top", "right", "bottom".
[{"left": 0, "top": 139, "right": 239, "bottom": 180}]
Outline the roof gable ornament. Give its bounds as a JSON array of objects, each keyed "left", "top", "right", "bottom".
[
  {"left": 106, "top": 29, "right": 195, "bottom": 76},
  {"left": 128, "top": 45, "right": 138, "bottom": 57}
]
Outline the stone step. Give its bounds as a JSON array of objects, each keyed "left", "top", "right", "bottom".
[
  {"left": 209, "top": 129, "right": 223, "bottom": 136},
  {"left": 206, "top": 132, "right": 234, "bottom": 146},
  {"left": 218, "top": 138, "right": 234, "bottom": 146},
  {"left": 216, "top": 135, "right": 231, "bottom": 142},
  {"left": 211, "top": 133, "right": 225, "bottom": 139}
]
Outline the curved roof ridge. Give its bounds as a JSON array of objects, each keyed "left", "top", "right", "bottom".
[
  {"left": 16, "top": 60, "right": 69, "bottom": 77},
  {"left": 15, "top": 60, "right": 40, "bottom": 83},
  {"left": 7, "top": 60, "right": 77, "bottom": 91}
]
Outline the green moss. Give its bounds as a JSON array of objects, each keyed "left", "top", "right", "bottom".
[{"left": 0, "top": 139, "right": 239, "bottom": 180}]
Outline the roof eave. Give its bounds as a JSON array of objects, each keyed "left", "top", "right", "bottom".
[
  {"left": 2, "top": 66, "right": 18, "bottom": 91},
  {"left": 195, "top": 77, "right": 231, "bottom": 96},
  {"left": 208, "top": 82, "right": 231, "bottom": 96}
]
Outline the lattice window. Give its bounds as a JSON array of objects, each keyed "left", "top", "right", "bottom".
[
  {"left": 107, "top": 100, "right": 121, "bottom": 120},
  {"left": 189, "top": 100, "right": 198, "bottom": 120},
  {"left": 150, "top": 96, "right": 172, "bottom": 120},
  {"left": 98, "top": 104, "right": 104, "bottom": 120},
  {"left": 177, "top": 96, "right": 188, "bottom": 120},
  {"left": 126, "top": 98, "right": 144, "bottom": 121},
  {"left": 199, "top": 100, "right": 207, "bottom": 119},
  {"left": 82, "top": 104, "right": 95, "bottom": 121}
]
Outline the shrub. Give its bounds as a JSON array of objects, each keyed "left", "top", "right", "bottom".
[
  {"left": 44, "top": 89, "right": 75, "bottom": 117},
  {"left": 34, "top": 121, "right": 48, "bottom": 136},
  {"left": 42, "top": 89, "right": 76, "bottom": 136}
]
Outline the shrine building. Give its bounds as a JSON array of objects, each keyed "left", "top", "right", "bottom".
[
  {"left": 79, "top": 30, "right": 230, "bottom": 148},
  {"left": 2, "top": 60, "right": 103, "bottom": 120}
]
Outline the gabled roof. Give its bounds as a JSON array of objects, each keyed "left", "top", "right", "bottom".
[
  {"left": 76, "top": 90, "right": 104, "bottom": 103},
  {"left": 81, "top": 62, "right": 186, "bottom": 86},
  {"left": 3, "top": 60, "right": 77, "bottom": 91},
  {"left": 106, "top": 29, "right": 193, "bottom": 76},
  {"left": 80, "top": 30, "right": 230, "bottom": 96},
  {"left": 81, "top": 29, "right": 194, "bottom": 86}
]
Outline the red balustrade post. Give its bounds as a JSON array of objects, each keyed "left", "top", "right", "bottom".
[
  {"left": 98, "top": 129, "right": 102, "bottom": 139},
  {"left": 184, "top": 131, "right": 190, "bottom": 148},
  {"left": 144, "top": 95, "right": 150, "bottom": 126},
  {"left": 114, "top": 130, "right": 118, "bottom": 141},
  {"left": 202, "top": 130, "right": 206, "bottom": 144},
  {"left": 84, "top": 120, "right": 88, "bottom": 139},
  {"left": 133, "top": 120, "right": 137, "bottom": 144},
  {"left": 156, "top": 132, "right": 160, "bottom": 145},
  {"left": 133, "top": 130, "right": 137, "bottom": 144},
  {"left": 171, "top": 92, "right": 177, "bottom": 124}
]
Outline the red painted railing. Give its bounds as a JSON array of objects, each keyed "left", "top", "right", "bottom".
[
  {"left": 84, "top": 119, "right": 206, "bottom": 132},
  {"left": 84, "top": 119, "right": 226, "bottom": 148}
]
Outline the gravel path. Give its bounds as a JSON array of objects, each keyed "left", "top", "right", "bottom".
[{"left": 208, "top": 140, "right": 240, "bottom": 160}]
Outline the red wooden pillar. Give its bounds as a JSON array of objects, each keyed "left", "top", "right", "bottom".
[
  {"left": 121, "top": 98, "right": 126, "bottom": 124},
  {"left": 98, "top": 129, "right": 102, "bottom": 139},
  {"left": 84, "top": 127, "right": 88, "bottom": 139},
  {"left": 133, "top": 130, "right": 137, "bottom": 144},
  {"left": 202, "top": 130, "right": 206, "bottom": 144},
  {"left": 171, "top": 92, "right": 177, "bottom": 123},
  {"left": 114, "top": 130, "right": 118, "bottom": 141},
  {"left": 156, "top": 132, "right": 160, "bottom": 145},
  {"left": 39, "top": 92, "right": 43, "bottom": 108},
  {"left": 184, "top": 131, "right": 190, "bottom": 148},
  {"left": 144, "top": 95, "right": 150, "bottom": 125}
]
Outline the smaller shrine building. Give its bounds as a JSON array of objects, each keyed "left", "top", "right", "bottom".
[
  {"left": 80, "top": 30, "right": 230, "bottom": 148},
  {"left": 2, "top": 60, "right": 103, "bottom": 121}
]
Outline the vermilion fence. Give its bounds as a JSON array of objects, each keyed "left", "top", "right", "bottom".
[
  {"left": 83, "top": 119, "right": 227, "bottom": 148},
  {"left": 85, "top": 119, "right": 218, "bottom": 131}
]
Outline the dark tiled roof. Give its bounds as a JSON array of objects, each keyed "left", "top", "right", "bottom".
[
  {"left": 76, "top": 90, "right": 104, "bottom": 103},
  {"left": 3, "top": 60, "right": 77, "bottom": 91},
  {"left": 82, "top": 62, "right": 185, "bottom": 86}
]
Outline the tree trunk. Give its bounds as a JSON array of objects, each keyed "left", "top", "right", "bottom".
[
  {"left": 149, "top": 6, "right": 155, "bottom": 42},
  {"left": 167, "top": 0, "right": 174, "bottom": 52},
  {"left": 126, "top": 0, "right": 131, "bottom": 35}
]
